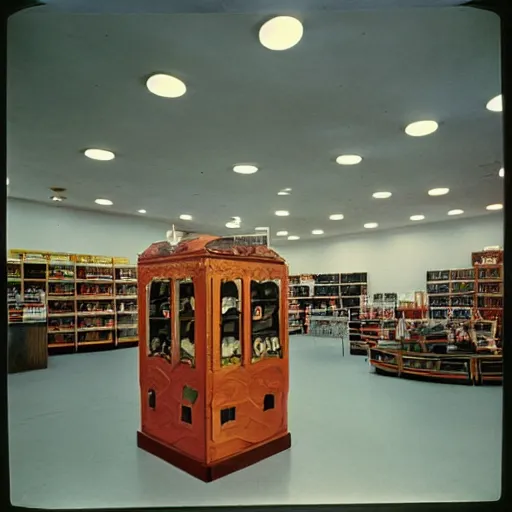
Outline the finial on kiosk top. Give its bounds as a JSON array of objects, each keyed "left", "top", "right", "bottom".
[{"left": 166, "top": 224, "right": 180, "bottom": 247}]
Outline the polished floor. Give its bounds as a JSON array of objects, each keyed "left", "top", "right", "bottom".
[{"left": 8, "top": 336, "right": 502, "bottom": 508}]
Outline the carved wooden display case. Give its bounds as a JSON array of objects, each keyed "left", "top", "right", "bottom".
[{"left": 137, "top": 235, "right": 291, "bottom": 481}]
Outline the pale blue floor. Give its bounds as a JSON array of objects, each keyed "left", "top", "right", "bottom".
[{"left": 8, "top": 336, "right": 502, "bottom": 508}]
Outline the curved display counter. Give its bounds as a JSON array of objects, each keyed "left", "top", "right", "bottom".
[{"left": 369, "top": 343, "right": 502, "bottom": 385}]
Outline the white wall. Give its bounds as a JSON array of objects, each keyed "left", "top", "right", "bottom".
[
  {"left": 7, "top": 198, "right": 176, "bottom": 263},
  {"left": 277, "top": 214, "right": 503, "bottom": 296}
]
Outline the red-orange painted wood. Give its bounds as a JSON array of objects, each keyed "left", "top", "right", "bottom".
[{"left": 137, "top": 236, "right": 291, "bottom": 479}]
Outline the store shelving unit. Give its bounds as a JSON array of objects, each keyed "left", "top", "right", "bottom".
[
  {"left": 340, "top": 273, "right": 368, "bottom": 354},
  {"left": 426, "top": 268, "right": 474, "bottom": 321},
  {"left": 472, "top": 249, "right": 503, "bottom": 344},
  {"left": 8, "top": 249, "right": 139, "bottom": 353}
]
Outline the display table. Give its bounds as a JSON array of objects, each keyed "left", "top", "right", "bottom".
[
  {"left": 8, "top": 322, "right": 48, "bottom": 374},
  {"left": 369, "top": 344, "right": 502, "bottom": 385}
]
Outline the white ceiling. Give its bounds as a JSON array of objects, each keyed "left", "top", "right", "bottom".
[{"left": 7, "top": 6, "right": 504, "bottom": 243}]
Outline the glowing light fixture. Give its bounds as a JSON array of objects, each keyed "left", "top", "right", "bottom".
[
  {"left": 85, "top": 149, "right": 115, "bottom": 161},
  {"left": 95, "top": 198, "right": 113, "bottom": 206},
  {"left": 6, "top": 178, "right": 9, "bottom": 186},
  {"left": 275, "top": 210, "right": 289, "bottom": 216},
  {"left": 486, "top": 94, "right": 502, "bottom": 112},
  {"left": 329, "top": 214, "right": 344, "bottom": 220},
  {"left": 499, "top": 167, "right": 504, "bottom": 178},
  {"left": 312, "top": 229, "right": 324, "bottom": 235},
  {"left": 138, "top": 209, "right": 147, "bottom": 214},
  {"left": 146, "top": 74, "right": 187, "bottom": 98},
  {"left": 364, "top": 222, "right": 378, "bottom": 229},
  {"left": 276, "top": 231, "right": 288, "bottom": 236},
  {"left": 255, "top": 227, "right": 267, "bottom": 231},
  {"left": 372, "top": 191, "right": 392, "bottom": 199},
  {"left": 428, "top": 188, "right": 449, "bottom": 196},
  {"left": 180, "top": 214, "right": 193, "bottom": 220},
  {"left": 405, "top": 120, "right": 438, "bottom": 137},
  {"left": 233, "top": 164, "right": 258, "bottom": 175},
  {"left": 486, "top": 203, "right": 503, "bottom": 211},
  {"left": 51, "top": 196, "right": 64, "bottom": 202},
  {"left": 336, "top": 154, "right": 362, "bottom": 165},
  {"left": 410, "top": 215, "right": 425, "bottom": 221},
  {"left": 287, "top": 235, "right": 300, "bottom": 240},
  {"left": 278, "top": 190, "right": 290, "bottom": 195},
  {"left": 448, "top": 209, "right": 464, "bottom": 216},
  {"left": 259, "top": 16, "right": 303, "bottom": 51}
]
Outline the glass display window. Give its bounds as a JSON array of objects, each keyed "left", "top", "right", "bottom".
[
  {"left": 220, "top": 279, "right": 242, "bottom": 367},
  {"left": 177, "top": 278, "right": 195, "bottom": 367},
  {"left": 147, "top": 279, "right": 172, "bottom": 362},
  {"left": 250, "top": 279, "right": 282, "bottom": 363}
]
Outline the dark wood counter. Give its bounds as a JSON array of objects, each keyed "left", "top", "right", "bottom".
[{"left": 8, "top": 322, "right": 48, "bottom": 374}]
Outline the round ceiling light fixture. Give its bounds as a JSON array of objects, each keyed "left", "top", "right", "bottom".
[
  {"left": 447, "top": 209, "right": 464, "bottom": 216},
  {"left": 226, "top": 216, "right": 241, "bottom": 228},
  {"left": 499, "top": 167, "right": 505, "bottom": 178},
  {"left": 372, "top": 191, "right": 392, "bottom": 199},
  {"left": 6, "top": 178, "right": 9, "bottom": 186},
  {"left": 410, "top": 215, "right": 425, "bottom": 221},
  {"left": 259, "top": 16, "right": 303, "bottom": 51},
  {"left": 336, "top": 154, "right": 362, "bottom": 165},
  {"left": 255, "top": 227, "right": 268, "bottom": 231},
  {"left": 51, "top": 195, "right": 65, "bottom": 202},
  {"left": 95, "top": 198, "right": 113, "bottom": 206},
  {"left": 329, "top": 213, "right": 344, "bottom": 220},
  {"left": 486, "top": 203, "right": 503, "bottom": 211},
  {"left": 428, "top": 187, "right": 450, "bottom": 196},
  {"left": 486, "top": 94, "right": 502, "bottom": 112},
  {"left": 312, "top": 229, "right": 324, "bottom": 235},
  {"left": 138, "top": 209, "right": 147, "bottom": 214},
  {"left": 405, "top": 120, "right": 439, "bottom": 137},
  {"left": 179, "top": 214, "right": 193, "bottom": 220},
  {"left": 364, "top": 222, "right": 378, "bottom": 229},
  {"left": 146, "top": 74, "right": 187, "bottom": 98},
  {"left": 277, "top": 190, "right": 291, "bottom": 195},
  {"left": 276, "top": 230, "right": 288, "bottom": 236},
  {"left": 275, "top": 210, "right": 289, "bottom": 216},
  {"left": 287, "top": 235, "right": 300, "bottom": 241},
  {"left": 233, "top": 164, "right": 258, "bottom": 175},
  {"left": 84, "top": 148, "right": 115, "bottom": 161}
]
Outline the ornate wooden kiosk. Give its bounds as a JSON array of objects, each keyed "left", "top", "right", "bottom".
[{"left": 136, "top": 234, "right": 291, "bottom": 481}]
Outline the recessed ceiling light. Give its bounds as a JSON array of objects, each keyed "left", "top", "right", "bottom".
[
  {"left": 486, "top": 94, "right": 502, "bottom": 112},
  {"left": 336, "top": 154, "right": 362, "bottom": 165},
  {"left": 259, "top": 16, "right": 303, "bottom": 51},
  {"left": 51, "top": 196, "right": 65, "bottom": 202},
  {"left": 146, "top": 74, "right": 187, "bottom": 98},
  {"left": 428, "top": 187, "right": 450, "bottom": 196},
  {"left": 179, "top": 214, "right": 193, "bottom": 220},
  {"left": 405, "top": 120, "right": 439, "bottom": 137},
  {"left": 255, "top": 227, "right": 267, "bottom": 231},
  {"left": 364, "top": 222, "right": 378, "bottom": 229},
  {"left": 499, "top": 167, "right": 505, "bottom": 178},
  {"left": 329, "top": 214, "right": 344, "bottom": 220},
  {"left": 312, "top": 229, "right": 324, "bottom": 235},
  {"left": 275, "top": 210, "right": 289, "bottom": 216},
  {"left": 287, "top": 235, "right": 300, "bottom": 241},
  {"left": 6, "top": 178, "right": 9, "bottom": 186},
  {"left": 276, "top": 231, "right": 288, "bottom": 236},
  {"left": 447, "top": 209, "right": 464, "bottom": 216},
  {"left": 486, "top": 203, "right": 503, "bottom": 211},
  {"left": 284, "top": 188, "right": 292, "bottom": 192},
  {"left": 233, "top": 164, "right": 258, "bottom": 175},
  {"left": 226, "top": 221, "right": 241, "bottom": 228},
  {"left": 410, "top": 215, "right": 425, "bottom": 221},
  {"left": 277, "top": 190, "right": 290, "bottom": 196},
  {"left": 84, "top": 149, "right": 115, "bottom": 161},
  {"left": 138, "top": 209, "right": 147, "bottom": 214},
  {"left": 95, "top": 198, "right": 113, "bottom": 206},
  {"left": 372, "top": 191, "right": 392, "bottom": 199}
]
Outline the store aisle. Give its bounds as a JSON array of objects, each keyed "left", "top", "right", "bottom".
[{"left": 8, "top": 336, "right": 502, "bottom": 508}]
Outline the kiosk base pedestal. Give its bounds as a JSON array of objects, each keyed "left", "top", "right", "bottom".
[{"left": 137, "top": 430, "right": 291, "bottom": 482}]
